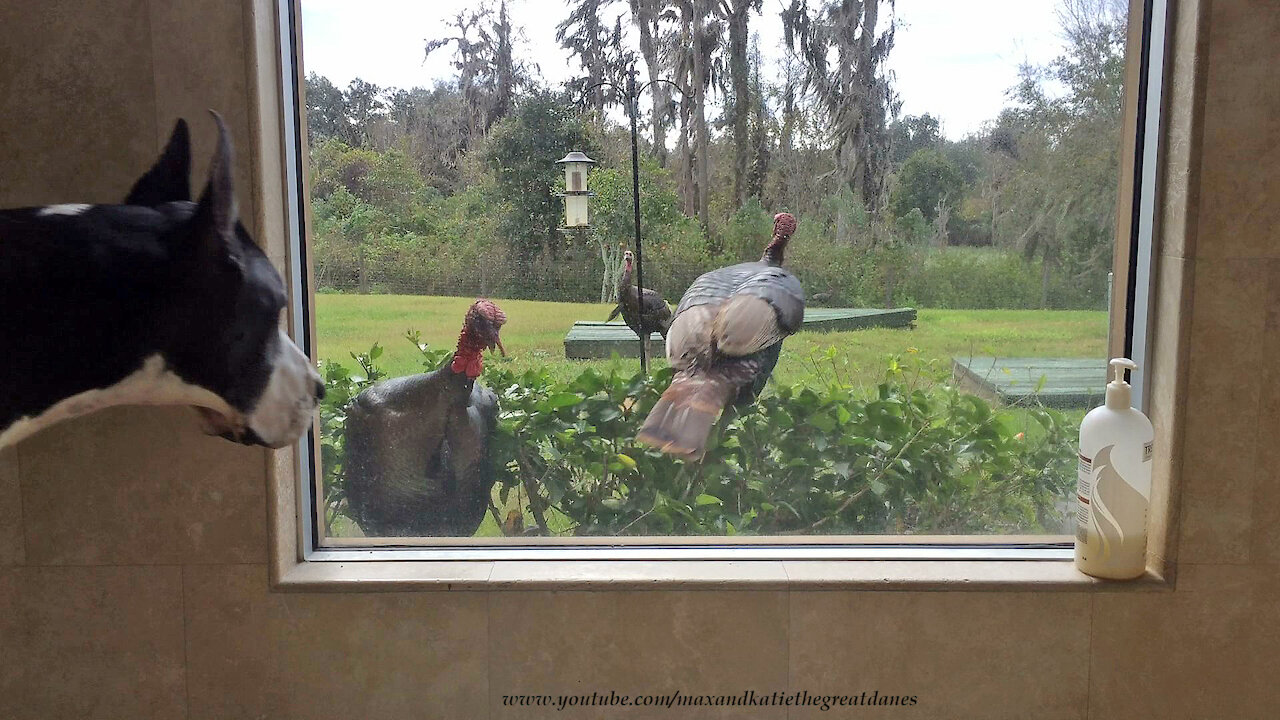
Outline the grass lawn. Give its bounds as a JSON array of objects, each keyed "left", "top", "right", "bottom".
[
  {"left": 317, "top": 292, "right": 1105, "bottom": 539},
  {"left": 315, "top": 292, "right": 1109, "bottom": 391}
]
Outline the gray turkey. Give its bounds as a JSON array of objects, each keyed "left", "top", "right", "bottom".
[
  {"left": 606, "top": 249, "right": 672, "bottom": 340},
  {"left": 343, "top": 299, "right": 507, "bottom": 537},
  {"left": 637, "top": 213, "right": 804, "bottom": 460}
]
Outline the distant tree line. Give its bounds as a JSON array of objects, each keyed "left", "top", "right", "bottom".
[{"left": 304, "top": 0, "right": 1127, "bottom": 311}]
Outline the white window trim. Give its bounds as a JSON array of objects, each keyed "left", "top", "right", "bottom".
[{"left": 274, "top": 0, "right": 1173, "bottom": 577}]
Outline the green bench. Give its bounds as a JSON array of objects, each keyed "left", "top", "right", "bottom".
[
  {"left": 564, "top": 307, "right": 917, "bottom": 359},
  {"left": 952, "top": 356, "right": 1108, "bottom": 408}
]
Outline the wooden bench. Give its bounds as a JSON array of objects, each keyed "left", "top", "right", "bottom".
[
  {"left": 952, "top": 356, "right": 1107, "bottom": 408},
  {"left": 564, "top": 307, "right": 917, "bottom": 359}
]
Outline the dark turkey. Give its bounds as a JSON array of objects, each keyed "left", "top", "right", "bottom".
[
  {"left": 606, "top": 249, "right": 672, "bottom": 340},
  {"left": 637, "top": 213, "right": 804, "bottom": 460},
  {"left": 343, "top": 299, "right": 507, "bottom": 537}
]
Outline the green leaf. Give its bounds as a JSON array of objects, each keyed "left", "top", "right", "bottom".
[
  {"left": 810, "top": 412, "right": 836, "bottom": 432},
  {"left": 544, "top": 393, "right": 583, "bottom": 409},
  {"left": 615, "top": 453, "right": 637, "bottom": 469},
  {"left": 695, "top": 494, "right": 723, "bottom": 506}
]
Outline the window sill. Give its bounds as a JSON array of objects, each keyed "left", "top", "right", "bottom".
[{"left": 272, "top": 557, "right": 1171, "bottom": 593}]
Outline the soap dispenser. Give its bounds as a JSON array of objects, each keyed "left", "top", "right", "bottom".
[{"left": 1074, "top": 358, "right": 1154, "bottom": 579}]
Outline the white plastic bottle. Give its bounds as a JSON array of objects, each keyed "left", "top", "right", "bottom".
[{"left": 1074, "top": 358, "right": 1154, "bottom": 579}]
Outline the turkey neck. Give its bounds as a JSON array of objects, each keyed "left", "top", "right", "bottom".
[
  {"left": 761, "top": 234, "right": 792, "bottom": 266},
  {"left": 618, "top": 258, "right": 634, "bottom": 297},
  {"left": 450, "top": 324, "right": 488, "bottom": 380}
]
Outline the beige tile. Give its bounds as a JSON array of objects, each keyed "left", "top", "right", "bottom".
[
  {"left": 1090, "top": 562, "right": 1280, "bottom": 718},
  {"left": 148, "top": 0, "right": 257, "bottom": 229},
  {"left": 1177, "top": 259, "right": 1270, "bottom": 563},
  {"left": 0, "top": 0, "right": 157, "bottom": 207},
  {"left": 269, "top": 443, "right": 303, "bottom": 582},
  {"left": 789, "top": 591, "right": 1089, "bottom": 719},
  {"left": 1251, "top": 267, "right": 1280, "bottom": 562},
  {"left": 18, "top": 406, "right": 268, "bottom": 565},
  {"left": 0, "top": 569, "right": 20, "bottom": 718},
  {"left": 247, "top": 0, "right": 292, "bottom": 263},
  {"left": 0, "top": 447, "right": 22, "bottom": 564},
  {"left": 1146, "top": 253, "right": 1194, "bottom": 568},
  {"left": 185, "top": 564, "right": 488, "bottom": 720},
  {"left": 0, "top": 566, "right": 186, "bottom": 720},
  {"left": 1195, "top": 1, "right": 1280, "bottom": 259},
  {"left": 490, "top": 590, "right": 788, "bottom": 719},
  {"left": 1156, "top": 0, "right": 1209, "bottom": 262}
]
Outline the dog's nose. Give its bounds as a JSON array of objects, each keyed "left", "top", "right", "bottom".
[{"left": 314, "top": 379, "right": 326, "bottom": 401}]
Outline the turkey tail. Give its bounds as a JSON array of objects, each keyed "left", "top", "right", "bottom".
[
  {"left": 636, "top": 372, "right": 736, "bottom": 460},
  {"left": 606, "top": 304, "right": 622, "bottom": 322}
]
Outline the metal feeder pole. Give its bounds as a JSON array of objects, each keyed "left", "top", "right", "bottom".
[{"left": 627, "top": 67, "right": 648, "bottom": 375}]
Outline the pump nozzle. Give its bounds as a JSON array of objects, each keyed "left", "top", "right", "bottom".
[
  {"left": 1106, "top": 358, "right": 1138, "bottom": 409},
  {"left": 1109, "top": 358, "right": 1138, "bottom": 383}
]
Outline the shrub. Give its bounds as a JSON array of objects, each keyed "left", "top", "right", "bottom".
[
  {"left": 898, "top": 248, "right": 1042, "bottom": 309},
  {"left": 319, "top": 337, "right": 1079, "bottom": 537}
]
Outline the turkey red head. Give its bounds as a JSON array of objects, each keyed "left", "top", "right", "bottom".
[
  {"left": 623, "top": 249, "right": 634, "bottom": 268},
  {"left": 451, "top": 299, "right": 507, "bottom": 378},
  {"left": 773, "top": 212, "right": 797, "bottom": 239},
  {"left": 763, "top": 212, "right": 798, "bottom": 266}
]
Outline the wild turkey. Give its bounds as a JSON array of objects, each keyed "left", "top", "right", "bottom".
[
  {"left": 606, "top": 249, "right": 673, "bottom": 340},
  {"left": 637, "top": 213, "right": 804, "bottom": 460},
  {"left": 343, "top": 299, "right": 507, "bottom": 537}
]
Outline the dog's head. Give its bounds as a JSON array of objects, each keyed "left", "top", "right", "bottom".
[{"left": 129, "top": 114, "right": 323, "bottom": 448}]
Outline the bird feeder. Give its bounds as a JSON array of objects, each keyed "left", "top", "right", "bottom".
[{"left": 556, "top": 151, "right": 596, "bottom": 228}]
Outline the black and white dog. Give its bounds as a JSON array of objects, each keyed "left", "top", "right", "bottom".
[{"left": 0, "top": 114, "right": 323, "bottom": 450}]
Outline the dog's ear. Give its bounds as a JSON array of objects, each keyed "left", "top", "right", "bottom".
[
  {"left": 125, "top": 119, "right": 192, "bottom": 205},
  {"left": 188, "top": 111, "right": 241, "bottom": 267}
]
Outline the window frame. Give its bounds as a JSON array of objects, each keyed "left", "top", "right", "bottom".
[{"left": 272, "top": 0, "right": 1176, "bottom": 579}]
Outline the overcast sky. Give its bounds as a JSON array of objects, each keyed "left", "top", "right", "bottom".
[{"left": 300, "top": 0, "right": 1066, "bottom": 140}]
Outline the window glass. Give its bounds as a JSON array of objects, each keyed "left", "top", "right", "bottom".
[{"left": 299, "top": 0, "right": 1134, "bottom": 542}]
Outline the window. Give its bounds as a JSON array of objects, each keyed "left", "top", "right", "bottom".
[{"left": 284, "top": 0, "right": 1165, "bottom": 560}]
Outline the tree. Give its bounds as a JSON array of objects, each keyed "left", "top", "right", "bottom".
[
  {"left": 717, "top": 0, "right": 762, "bottom": 208},
  {"left": 993, "top": 0, "right": 1127, "bottom": 308},
  {"left": 305, "top": 73, "right": 348, "bottom": 142},
  {"left": 661, "top": 0, "right": 720, "bottom": 231},
  {"left": 690, "top": 0, "right": 718, "bottom": 231},
  {"left": 309, "top": 139, "right": 432, "bottom": 293},
  {"left": 342, "top": 79, "right": 388, "bottom": 146},
  {"left": 484, "top": 92, "right": 597, "bottom": 292},
  {"left": 629, "top": 0, "right": 670, "bottom": 165},
  {"left": 888, "top": 113, "right": 942, "bottom": 167},
  {"left": 744, "top": 35, "right": 770, "bottom": 202},
  {"left": 303, "top": 74, "right": 389, "bottom": 148},
  {"left": 889, "top": 147, "right": 963, "bottom": 225},
  {"left": 783, "top": 0, "right": 898, "bottom": 213},
  {"left": 663, "top": 1, "right": 697, "bottom": 215},
  {"left": 381, "top": 84, "right": 470, "bottom": 193},
  {"left": 424, "top": 0, "right": 534, "bottom": 139},
  {"left": 558, "top": 0, "right": 627, "bottom": 115}
]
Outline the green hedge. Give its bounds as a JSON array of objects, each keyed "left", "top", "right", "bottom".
[{"left": 319, "top": 336, "right": 1079, "bottom": 537}]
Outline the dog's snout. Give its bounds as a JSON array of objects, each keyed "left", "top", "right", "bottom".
[{"left": 314, "top": 379, "right": 326, "bottom": 401}]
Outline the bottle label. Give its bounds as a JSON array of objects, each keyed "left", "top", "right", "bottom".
[
  {"left": 1076, "top": 453, "right": 1092, "bottom": 544},
  {"left": 1076, "top": 444, "right": 1149, "bottom": 565}
]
